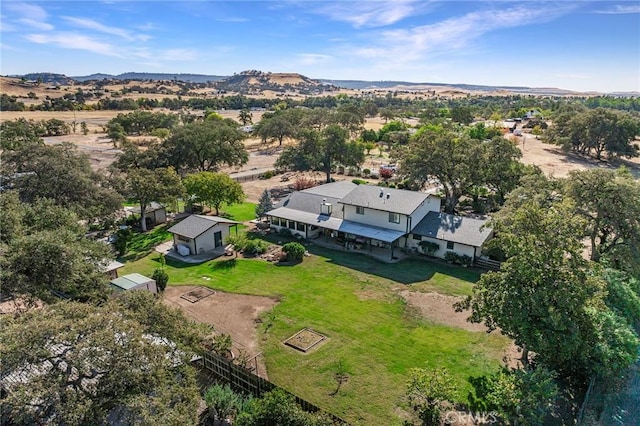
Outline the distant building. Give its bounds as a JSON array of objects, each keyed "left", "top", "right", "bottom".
[{"left": 110, "top": 273, "right": 157, "bottom": 295}]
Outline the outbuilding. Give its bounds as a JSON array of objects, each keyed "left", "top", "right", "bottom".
[
  {"left": 167, "top": 215, "right": 239, "bottom": 256},
  {"left": 110, "top": 273, "right": 157, "bottom": 295}
]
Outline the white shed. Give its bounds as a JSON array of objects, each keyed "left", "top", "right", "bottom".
[{"left": 110, "top": 273, "right": 157, "bottom": 295}]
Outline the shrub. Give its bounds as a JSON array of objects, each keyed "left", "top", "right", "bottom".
[
  {"left": 243, "top": 238, "right": 269, "bottom": 255},
  {"left": 444, "top": 251, "right": 459, "bottom": 263},
  {"left": 261, "top": 170, "right": 274, "bottom": 179},
  {"left": 362, "top": 168, "right": 371, "bottom": 177},
  {"left": 209, "top": 333, "right": 232, "bottom": 356},
  {"left": 292, "top": 176, "right": 316, "bottom": 191},
  {"left": 204, "top": 383, "right": 247, "bottom": 422},
  {"left": 458, "top": 254, "right": 472, "bottom": 267},
  {"left": 278, "top": 228, "right": 292, "bottom": 237},
  {"left": 151, "top": 268, "right": 168, "bottom": 292},
  {"left": 352, "top": 179, "right": 367, "bottom": 185},
  {"left": 282, "top": 242, "right": 305, "bottom": 263},
  {"left": 419, "top": 241, "right": 439, "bottom": 255},
  {"left": 379, "top": 168, "right": 394, "bottom": 180}
]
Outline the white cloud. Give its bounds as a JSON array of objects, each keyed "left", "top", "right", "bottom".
[
  {"left": 18, "top": 18, "right": 54, "bottom": 31},
  {"left": 595, "top": 4, "right": 640, "bottom": 14},
  {"left": 316, "top": 0, "right": 426, "bottom": 28},
  {"left": 353, "top": 5, "right": 576, "bottom": 64},
  {"left": 6, "top": 2, "right": 53, "bottom": 31},
  {"left": 62, "top": 16, "right": 148, "bottom": 41},
  {"left": 6, "top": 3, "right": 48, "bottom": 22},
  {"left": 297, "top": 53, "right": 332, "bottom": 65},
  {"left": 25, "top": 32, "right": 122, "bottom": 57}
]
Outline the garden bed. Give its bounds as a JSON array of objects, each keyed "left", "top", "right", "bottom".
[{"left": 284, "top": 328, "right": 327, "bottom": 352}]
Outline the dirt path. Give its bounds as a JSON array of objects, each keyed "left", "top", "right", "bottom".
[{"left": 162, "top": 286, "right": 278, "bottom": 378}]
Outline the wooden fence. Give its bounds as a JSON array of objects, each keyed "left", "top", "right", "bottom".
[
  {"left": 198, "top": 351, "right": 347, "bottom": 424},
  {"left": 474, "top": 257, "right": 502, "bottom": 271}
]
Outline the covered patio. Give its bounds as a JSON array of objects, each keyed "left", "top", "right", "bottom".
[{"left": 268, "top": 209, "right": 406, "bottom": 262}]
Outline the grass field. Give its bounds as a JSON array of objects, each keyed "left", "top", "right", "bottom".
[{"left": 121, "top": 239, "right": 509, "bottom": 424}]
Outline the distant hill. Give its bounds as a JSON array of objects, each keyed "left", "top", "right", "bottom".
[
  {"left": 10, "top": 72, "right": 75, "bottom": 85},
  {"left": 214, "top": 70, "right": 336, "bottom": 94},
  {"left": 72, "top": 72, "right": 226, "bottom": 83},
  {"left": 7, "top": 71, "right": 638, "bottom": 97}
]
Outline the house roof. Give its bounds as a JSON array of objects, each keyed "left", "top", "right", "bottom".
[
  {"left": 267, "top": 207, "right": 404, "bottom": 243},
  {"left": 412, "top": 212, "right": 493, "bottom": 247},
  {"left": 102, "top": 260, "right": 124, "bottom": 273},
  {"left": 339, "top": 184, "right": 433, "bottom": 215},
  {"left": 110, "top": 273, "right": 153, "bottom": 291},
  {"left": 130, "top": 202, "right": 165, "bottom": 214},
  {"left": 275, "top": 191, "right": 343, "bottom": 218},
  {"left": 167, "top": 215, "right": 239, "bottom": 239},
  {"left": 302, "top": 181, "right": 357, "bottom": 199}
]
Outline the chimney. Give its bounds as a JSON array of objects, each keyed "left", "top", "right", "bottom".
[{"left": 321, "top": 200, "right": 332, "bottom": 215}]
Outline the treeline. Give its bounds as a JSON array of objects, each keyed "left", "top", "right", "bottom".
[{"left": 9, "top": 89, "right": 640, "bottom": 114}]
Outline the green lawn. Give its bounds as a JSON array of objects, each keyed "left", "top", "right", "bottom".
[{"left": 121, "top": 244, "right": 508, "bottom": 424}]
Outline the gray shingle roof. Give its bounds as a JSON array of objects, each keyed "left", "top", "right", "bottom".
[
  {"left": 110, "top": 273, "right": 153, "bottom": 290},
  {"left": 130, "top": 202, "right": 165, "bottom": 214},
  {"left": 412, "top": 212, "right": 493, "bottom": 247},
  {"left": 167, "top": 215, "right": 239, "bottom": 239},
  {"left": 275, "top": 191, "right": 343, "bottom": 218},
  {"left": 302, "top": 181, "right": 357, "bottom": 198},
  {"left": 339, "top": 184, "right": 432, "bottom": 215}
]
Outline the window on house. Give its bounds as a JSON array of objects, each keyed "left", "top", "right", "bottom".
[
  {"left": 296, "top": 222, "right": 305, "bottom": 232},
  {"left": 271, "top": 217, "right": 279, "bottom": 226},
  {"left": 288, "top": 221, "right": 296, "bottom": 229},
  {"left": 412, "top": 234, "right": 421, "bottom": 241},
  {"left": 177, "top": 235, "right": 190, "bottom": 243},
  {"left": 447, "top": 241, "right": 454, "bottom": 250},
  {"left": 356, "top": 206, "right": 365, "bottom": 215},
  {"left": 388, "top": 212, "right": 400, "bottom": 224}
]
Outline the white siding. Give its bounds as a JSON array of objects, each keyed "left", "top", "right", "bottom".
[
  {"left": 173, "top": 234, "right": 195, "bottom": 254},
  {"left": 194, "top": 224, "right": 233, "bottom": 254},
  {"left": 408, "top": 195, "right": 441, "bottom": 232},
  {"left": 407, "top": 235, "right": 476, "bottom": 260},
  {"left": 342, "top": 204, "right": 408, "bottom": 232}
]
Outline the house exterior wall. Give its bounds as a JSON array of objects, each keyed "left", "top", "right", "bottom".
[
  {"left": 407, "top": 235, "right": 477, "bottom": 260},
  {"left": 269, "top": 217, "right": 307, "bottom": 239},
  {"left": 194, "top": 224, "right": 232, "bottom": 254},
  {"left": 342, "top": 204, "right": 408, "bottom": 232},
  {"left": 408, "top": 196, "right": 441, "bottom": 231},
  {"left": 152, "top": 209, "right": 167, "bottom": 224},
  {"left": 133, "top": 281, "right": 158, "bottom": 295},
  {"left": 173, "top": 234, "right": 196, "bottom": 254}
]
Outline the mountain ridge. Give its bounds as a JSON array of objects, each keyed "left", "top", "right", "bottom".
[{"left": 6, "top": 71, "right": 639, "bottom": 97}]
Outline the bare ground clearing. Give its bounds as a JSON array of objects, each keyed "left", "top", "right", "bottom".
[
  {"left": 399, "top": 289, "right": 520, "bottom": 368},
  {"left": 162, "top": 285, "right": 278, "bottom": 378}
]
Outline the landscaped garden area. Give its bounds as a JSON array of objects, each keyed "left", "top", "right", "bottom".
[{"left": 120, "top": 205, "right": 512, "bottom": 424}]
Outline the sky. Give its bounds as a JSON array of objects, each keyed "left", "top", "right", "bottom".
[{"left": 1, "top": 1, "right": 639, "bottom": 93}]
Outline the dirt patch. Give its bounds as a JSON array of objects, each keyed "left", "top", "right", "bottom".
[
  {"left": 163, "top": 286, "right": 278, "bottom": 378},
  {"left": 399, "top": 290, "right": 486, "bottom": 332},
  {"left": 400, "top": 290, "right": 521, "bottom": 368},
  {"left": 180, "top": 287, "right": 215, "bottom": 303}
]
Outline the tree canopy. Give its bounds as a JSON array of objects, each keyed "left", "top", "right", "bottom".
[
  {"left": 161, "top": 120, "right": 248, "bottom": 174},
  {"left": 184, "top": 171, "right": 245, "bottom": 215},
  {"left": 1, "top": 142, "right": 122, "bottom": 221},
  {"left": 545, "top": 108, "right": 640, "bottom": 159},
  {"left": 0, "top": 293, "right": 204, "bottom": 425},
  {"left": 122, "top": 167, "right": 184, "bottom": 232},
  {"left": 276, "top": 125, "right": 365, "bottom": 183}
]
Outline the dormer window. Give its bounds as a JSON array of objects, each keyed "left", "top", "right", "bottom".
[
  {"left": 388, "top": 212, "right": 400, "bottom": 224},
  {"left": 356, "top": 206, "right": 365, "bottom": 215}
]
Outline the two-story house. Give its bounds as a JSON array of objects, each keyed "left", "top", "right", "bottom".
[{"left": 267, "top": 181, "right": 492, "bottom": 262}]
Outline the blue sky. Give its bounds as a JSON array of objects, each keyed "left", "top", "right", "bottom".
[{"left": 1, "top": 1, "right": 639, "bottom": 92}]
